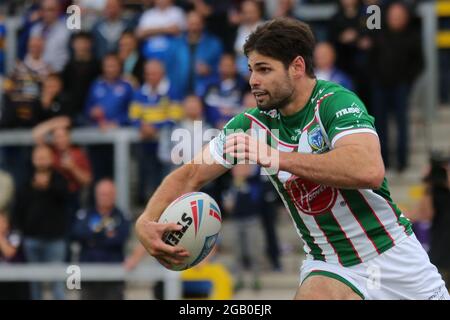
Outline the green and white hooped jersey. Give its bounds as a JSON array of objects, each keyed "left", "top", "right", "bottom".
[{"left": 209, "top": 80, "right": 413, "bottom": 267}]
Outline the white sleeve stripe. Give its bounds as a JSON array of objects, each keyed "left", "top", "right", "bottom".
[
  {"left": 314, "top": 93, "right": 334, "bottom": 149},
  {"left": 331, "top": 129, "right": 378, "bottom": 148},
  {"left": 209, "top": 140, "right": 233, "bottom": 168}
]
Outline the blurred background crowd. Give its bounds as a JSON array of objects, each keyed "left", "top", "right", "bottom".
[{"left": 0, "top": 0, "right": 449, "bottom": 300}]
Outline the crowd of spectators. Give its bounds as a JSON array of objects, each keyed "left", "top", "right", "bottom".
[{"left": 0, "top": 0, "right": 429, "bottom": 298}]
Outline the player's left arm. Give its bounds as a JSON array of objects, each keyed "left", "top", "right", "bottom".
[
  {"left": 278, "top": 133, "right": 384, "bottom": 189},
  {"left": 225, "top": 93, "right": 385, "bottom": 189},
  {"left": 226, "top": 132, "right": 384, "bottom": 189}
]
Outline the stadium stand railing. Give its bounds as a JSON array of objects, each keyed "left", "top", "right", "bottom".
[
  {"left": 0, "top": 263, "right": 181, "bottom": 299},
  {"left": 0, "top": 127, "right": 140, "bottom": 214}
]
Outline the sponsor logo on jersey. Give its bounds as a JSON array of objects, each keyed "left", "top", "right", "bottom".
[
  {"left": 285, "top": 176, "right": 338, "bottom": 215},
  {"left": 335, "top": 103, "right": 362, "bottom": 118},
  {"left": 356, "top": 123, "right": 374, "bottom": 129}
]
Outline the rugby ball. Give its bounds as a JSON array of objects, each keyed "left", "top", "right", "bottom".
[{"left": 158, "top": 192, "right": 222, "bottom": 271}]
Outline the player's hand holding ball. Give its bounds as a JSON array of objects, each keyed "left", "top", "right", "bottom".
[
  {"left": 135, "top": 217, "right": 190, "bottom": 270},
  {"left": 136, "top": 192, "right": 222, "bottom": 271}
]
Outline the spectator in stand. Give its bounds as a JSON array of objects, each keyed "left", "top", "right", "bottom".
[
  {"left": 73, "top": 0, "right": 107, "bottom": 30},
  {"left": 0, "top": 36, "right": 51, "bottom": 128},
  {"left": 16, "top": 0, "right": 41, "bottom": 61},
  {"left": 158, "top": 95, "right": 212, "bottom": 168},
  {"left": 119, "top": 0, "right": 153, "bottom": 27},
  {"left": 0, "top": 213, "right": 31, "bottom": 300},
  {"left": 369, "top": 1, "right": 423, "bottom": 172},
  {"left": 264, "top": 0, "right": 296, "bottom": 19},
  {"left": 425, "top": 157, "right": 450, "bottom": 289},
  {"left": 168, "top": 10, "right": 223, "bottom": 97},
  {"left": 75, "top": 0, "right": 107, "bottom": 13},
  {"left": 203, "top": 53, "right": 247, "bottom": 129},
  {"left": 314, "top": 42, "right": 354, "bottom": 90},
  {"left": 2, "top": 73, "right": 70, "bottom": 128},
  {"left": 223, "top": 164, "right": 262, "bottom": 291},
  {"left": 51, "top": 127, "right": 92, "bottom": 213},
  {"left": 327, "top": 0, "right": 367, "bottom": 79},
  {"left": 91, "top": 0, "right": 132, "bottom": 60},
  {"left": 30, "top": 0, "right": 70, "bottom": 72},
  {"left": 62, "top": 32, "right": 101, "bottom": 126},
  {"left": 72, "top": 179, "right": 130, "bottom": 300},
  {"left": 0, "top": 170, "right": 29, "bottom": 301},
  {"left": 178, "top": 0, "right": 238, "bottom": 53},
  {"left": 32, "top": 120, "right": 92, "bottom": 223},
  {"left": 128, "top": 59, "right": 183, "bottom": 203},
  {"left": 407, "top": 155, "right": 450, "bottom": 289},
  {"left": 0, "top": 170, "right": 14, "bottom": 215},
  {"left": 37, "top": 73, "right": 74, "bottom": 123},
  {"left": 258, "top": 171, "right": 283, "bottom": 272},
  {"left": 117, "top": 31, "right": 145, "bottom": 88},
  {"left": 0, "top": 35, "right": 51, "bottom": 189},
  {"left": 13, "top": 144, "right": 68, "bottom": 300},
  {"left": 136, "top": 0, "right": 187, "bottom": 62},
  {"left": 85, "top": 54, "right": 133, "bottom": 128},
  {"left": 84, "top": 54, "right": 133, "bottom": 181},
  {"left": 233, "top": 0, "right": 265, "bottom": 79}
]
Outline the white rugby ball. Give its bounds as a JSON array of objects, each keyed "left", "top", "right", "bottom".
[{"left": 158, "top": 192, "right": 222, "bottom": 271}]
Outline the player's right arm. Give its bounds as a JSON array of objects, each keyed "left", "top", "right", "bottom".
[
  {"left": 136, "top": 113, "right": 250, "bottom": 266},
  {"left": 135, "top": 148, "right": 227, "bottom": 267},
  {"left": 135, "top": 113, "right": 250, "bottom": 267}
]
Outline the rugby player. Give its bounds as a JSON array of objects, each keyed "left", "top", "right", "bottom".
[{"left": 136, "top": 18, "right": 449, "bottom": 300}]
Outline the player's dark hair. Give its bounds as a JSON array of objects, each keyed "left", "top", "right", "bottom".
[{"left": 243, "top": 18, "right": 316, "bottom": 77}]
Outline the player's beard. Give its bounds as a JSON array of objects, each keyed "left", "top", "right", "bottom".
[{"left": 254, "top": 74, "right": 295, "bottom": 112}]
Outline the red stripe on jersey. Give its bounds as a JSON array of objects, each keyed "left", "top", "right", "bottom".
[
  {"left": 313, "top": 215, "right": 343, "bottom": 266},
  {"left": 356, "top": 190, "right": 396, "bottom": 245},
  {"left": 330, "top": 209, "right": 363, "bottom": 263},
  {"left": 340, "top": 192, "right": 381, "bottom": 254}
]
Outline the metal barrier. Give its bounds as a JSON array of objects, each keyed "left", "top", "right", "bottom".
[
  {"left": 418, "top": 2, "right": 439, "bottom": 152},
  {"left": 0, "top": 127, "right": 141, "bottom": 214},
  {"left": 0, "top": 263, "right": 182, "bottom": 300}
]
